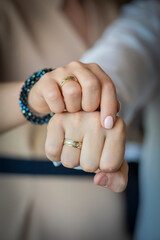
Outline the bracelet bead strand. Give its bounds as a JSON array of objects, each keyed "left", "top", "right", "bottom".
[{"left": 19, "top": 68, "right": 54, "bottom": 124}]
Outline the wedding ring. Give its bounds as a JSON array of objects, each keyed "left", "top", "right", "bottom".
[
  {"left": 60, "top": 76, "right": 78, "bottom": 87},
  {"left": 64, "top": 138, "right": 82, "bottom": 149}
]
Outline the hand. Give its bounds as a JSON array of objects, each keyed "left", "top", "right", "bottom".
[
  {"left": 45, "top": 111, "right": 128, "bottom": 192},
  {"left": 28, "top": 61, "right": 119, "bottom": 129}
]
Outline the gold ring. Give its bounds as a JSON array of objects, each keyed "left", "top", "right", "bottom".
[
  {"left": 60, "top": 76, "right": 78, "bottom": 87},
  {"left": 64, "top": 138, "right": 82, "bottom": 149}
]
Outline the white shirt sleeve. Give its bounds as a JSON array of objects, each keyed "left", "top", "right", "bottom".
[
  {"left": 80, "top": 0, "right": 160, "bottom": 123},
  {"left": 53, "top": 0, "right": 160, "bottom": 168}
]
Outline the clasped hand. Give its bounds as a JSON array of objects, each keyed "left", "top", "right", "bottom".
[
  {"left": 29, "top": 61, "right": 120, "bottom": 129},
  {"left": 29, "top": 61, "right": 128, "bottom": 192}
]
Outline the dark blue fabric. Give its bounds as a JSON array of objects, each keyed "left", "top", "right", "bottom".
[{"left": 0, "top": 157, "right": 93, "bottom": 176}]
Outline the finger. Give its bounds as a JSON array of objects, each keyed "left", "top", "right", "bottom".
[
  {"left": 101, "top": 80, "right": 118, "bottom": 129},
  {"left": 72, "top": 65, "right": 101, "bottom": 112},
  {"left": 88, "top": 63, "right": 118, "bottom": 129},
  {"left": 41, "top": 75, "right": 65, "bottom": 113},
  {"left": 100, "top": 117, "right": 126, "bottom": 172},
  {"left": 45, "top": 115, "right": 64, "bottom": 162},
  {"left": 53, "top": 67, "right": 82, "bottom": 112},
  {"left": 60, "top": 114, "right": 83, "bottom": 168},
  {"left": 80, "top": 129, "right": 105, "bottom": 173},
  {"left": 61, "top": 77, "right": 82, "bottom": 112},
  {"left": 94, "top": 160, "right": 129, "bottom": 193},
  {"left": 61, "top": 139, "right": 82, "bottom": 169},
  {"left": 93, "top": 99, "right": 120, "bottom": 113}
]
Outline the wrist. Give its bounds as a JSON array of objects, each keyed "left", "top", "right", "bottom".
[{"left": 19, "top": 68, "right": 54, "bottom": 124}]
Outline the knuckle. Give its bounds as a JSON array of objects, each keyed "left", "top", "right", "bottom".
[
  {"left": 84, "top": 78, "right": 99, "bottom": 91},
  {"left": 100, "top": 163, "right": 109, "bottom": 172},
  {"left": 45, "top": 145, "right": 60, "bottom": 161},
  {"left": 40, "top": 73, "right": 51, "bottom": 85},
  {"left": 104, "top": 81, "right": 116, "bottom": 92},
  {"left": 82, "top": 104, "right": 98, "bottom": 112},
  {"left": 55, "top": 66, "right": 66, "bottom": 74},
  {"left": 61, "top": 158, "right": 78, "bottom": 169},
  {"left": 69, "top": 60, "right": 83, "bottom": 68},
  {"left": 100, "top": 159, "right": 122, "bottom": 174},
  {"left": 100, "top": 164, "right": 118, "bottom": 173},
  {"left": 100, "top": 162, "right": 111, "bottom": 173},
  {"left": 89, "top": 62, "right": 100, "bottom": 69},
  {"left": 81, "top": 161, "right": 98, "bottom": 173},
  {"left": 65, "top": 86, "right": 81, "bottom": 98},
  {"left": 47, "top": 90, "right": 60, "bottom": 102}
]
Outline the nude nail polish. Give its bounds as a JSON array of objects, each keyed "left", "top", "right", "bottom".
[{"left": 104, "top": 116, "right": 114, "bottom": 129}]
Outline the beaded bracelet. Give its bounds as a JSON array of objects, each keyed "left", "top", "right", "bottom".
[{"left": 19, "top": 68, "right": 55, "bottom": 125}]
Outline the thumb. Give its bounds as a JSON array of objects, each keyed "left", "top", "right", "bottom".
[{"left": 100, "top": 82, "right": 119, "bottom": 129}]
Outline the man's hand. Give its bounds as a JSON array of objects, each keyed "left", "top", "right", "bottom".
[
  {"left": 28, "top": 61, "right": 119, "bottom": 129},
  {"left": 45, "top": 112, "right": 128, "bottom": 193}
]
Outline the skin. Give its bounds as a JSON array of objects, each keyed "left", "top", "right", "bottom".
[
  {"left": 0, "top": 0, "right": 128, "bottom": 193},
  {"left": 0, "top": 62, "right": 126, "bottom": 192},
  {"left": 0, "top": 82, "right": 25, "bottom": 133},
  {"left": 28, "top": 61, "right": 119, "bottom": 129},
  {"left": 45, "top": 111, "right": 128, "bottom": 192}
]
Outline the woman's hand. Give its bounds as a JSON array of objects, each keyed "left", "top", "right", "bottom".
[
  {"left": 45, "top": 111, "right": 128, "bottom": 192},
  {"left": 28, "top": 61, "right": 119, "bottom": 129}
]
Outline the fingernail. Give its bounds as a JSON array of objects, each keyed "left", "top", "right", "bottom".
[
  {"left": 99, "top": 175, "right": 108, "bottom": 187},
  {"left": 104, "top": 116, "right": 114, "bottom": 129}
]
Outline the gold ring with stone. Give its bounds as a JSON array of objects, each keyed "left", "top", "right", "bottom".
[
  {"left": 60, "top": 76, "right": 78, "bottom": 87},
  {"left": 63, "top": 138, "right": 82, "bottom": 149}
]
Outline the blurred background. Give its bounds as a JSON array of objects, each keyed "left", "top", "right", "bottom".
[{"left": 0, "top": 0, "right": 160, "bottom": 240}]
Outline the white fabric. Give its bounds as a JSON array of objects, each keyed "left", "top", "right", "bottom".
[
  {"left": 53, "top": 0, "right": 160, "bottom": 169},
  {"left": 80, "top": 1, "right": 160, "bottom": 239},
  {"left": 81, "top": 0, "right": 160, "bottom": 123}
]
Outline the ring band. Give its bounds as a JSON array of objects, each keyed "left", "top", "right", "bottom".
[
  {"left": 64, "top": 138, "right": 82, "bottom": 149},
  {"left": 60, "top": 76, "right": 78, "bottom": 87}
]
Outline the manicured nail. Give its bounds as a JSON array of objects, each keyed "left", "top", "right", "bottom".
[
  {"left": 99, "top": 175, "right": 108, "bottom": 187},
  {"left": 104, "top": 116, "right": 114, "bottom": 129}
]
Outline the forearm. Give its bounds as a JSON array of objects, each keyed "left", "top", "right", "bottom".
[{"left": 0, "top": 82, "right": 26, "bottom": 133}]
